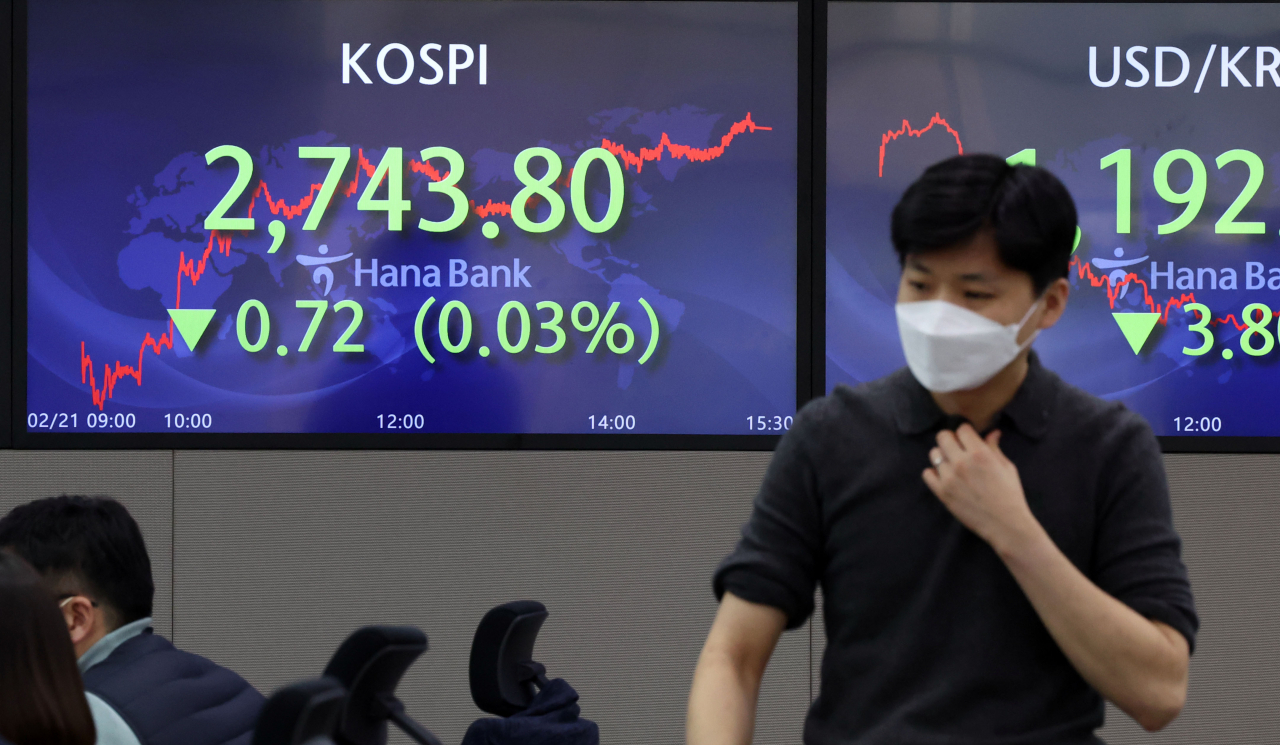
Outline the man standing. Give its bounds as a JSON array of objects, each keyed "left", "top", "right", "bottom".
[
  {"left": 687, "top": 155, "right": 1197, "bottom": 743},
  {"left": 0, "top": 495, "right": 264, "bottom": 745}
]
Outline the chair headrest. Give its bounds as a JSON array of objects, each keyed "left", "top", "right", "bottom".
[
  {"left": 323, "top": 626, "right": 428, "bottom": 745},
  {"left": 469, "top": 600, "right": 549, "bottom": 717},
  {"left": 253, "top": 677, "right": 345, "bottom": 745}
]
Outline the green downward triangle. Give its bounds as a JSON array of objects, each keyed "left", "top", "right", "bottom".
[
  {"left": 167, "top": 309, "right": 216, "bottom": 351},
  {"left": 1112, "top": 312, "right": 1160, "bottom": 355}
]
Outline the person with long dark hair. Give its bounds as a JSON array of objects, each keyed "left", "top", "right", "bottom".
[{"left": 0, "top": 551, "right": 96, "bottom": 745}]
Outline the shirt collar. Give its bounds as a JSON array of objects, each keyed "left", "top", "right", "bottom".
[
  {"left": 892, "top": 351, "right": 1054, "bottom": 440},
  {"left": 78, "top": 617, "right": 153, "bottom": 674}
]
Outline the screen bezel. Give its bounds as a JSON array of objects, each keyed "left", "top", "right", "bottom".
[
  {"left": 0, "top": 0, "right": 12, "bottom": 448},
  {"left": 10, "top": 0, "right": 814, "bottom": 451}
]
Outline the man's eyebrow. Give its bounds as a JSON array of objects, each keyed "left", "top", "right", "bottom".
[
  {"left": 960, "top": 271, "right": 993, "bottom": 282},
  {"left": 906, "top": 259, "right": 932, "bottom": 273}
]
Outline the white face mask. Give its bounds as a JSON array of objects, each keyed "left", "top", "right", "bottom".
[{"left": 895, "top": 298, "right": 1042, "bottom": 393}]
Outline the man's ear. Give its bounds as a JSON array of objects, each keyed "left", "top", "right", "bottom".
[
  {"left": 61, "top": 595, "right": 100, "bottom": 650},
  {"left": 1037, "top": 277, "right": 1071, "bottom": 330}
]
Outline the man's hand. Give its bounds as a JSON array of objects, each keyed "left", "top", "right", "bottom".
[
  {"left": 923, "top": 424, "right": 1190, "bottom": 731},
  {"left": 922, "top": 423, "right": 1041, "bottom": 553}
]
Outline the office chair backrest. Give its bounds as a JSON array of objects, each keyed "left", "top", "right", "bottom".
[
  {"left": 322, "top": 626, "right": 428, "bottom": 745},
  {"left": 253, "top": 677, "right": 345, "bottom": 745},
  {"left": 469, "top": 600, "right": 550, "bottom": 717}
]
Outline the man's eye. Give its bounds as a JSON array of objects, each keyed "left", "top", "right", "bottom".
[
  {"left": 908, "top": 281, "right": 927, "bottom": 290},
  {"left": 964, "top": 291, "right": 995, "bottom": 299}
]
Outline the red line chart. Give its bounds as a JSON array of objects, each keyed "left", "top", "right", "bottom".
[
  {"left": 80, "top": 231, "right": 235, "bottom": 408},
  {"left": 79, "top": 114, "right": 771, "bottom": 408},
  {"left": 870, "top": 112, "right": 1254, "bottom": 340},
  {"left": 600, "top": 113, "right": 770, "bottom": 174},
  {"left": 472, "top": 199, "right": 513, "bottom": 219},
  {"left": 878, "top": 113, "right": 964, "bottom": 178},
  {"left": 1069, "top": 257, "right": 1247, "bottom": 331}
]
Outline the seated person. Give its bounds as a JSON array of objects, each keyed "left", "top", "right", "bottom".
[
  {"left": 687, "top": 155, "right": 1197, "bottom": 743},
  {"left": 0, "top": 496, "right": 264, "bottom": 745},
  {"left": 0, "top": 551, "right": 96, "bottom": 745}
]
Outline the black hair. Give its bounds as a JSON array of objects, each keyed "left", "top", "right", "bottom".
[
  {"left": 0, "top": 496, "right": 154, "bottom": 627},
  {"left": 890, "top": 153, "right": 1078, "bottom": 294},
  {"left": 0, "top": 551, "right": 97, "bottom": 745}
]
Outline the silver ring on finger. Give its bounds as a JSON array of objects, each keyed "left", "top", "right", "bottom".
[{"left": 931, "top": 452, "right": 945, "bottom": 467}]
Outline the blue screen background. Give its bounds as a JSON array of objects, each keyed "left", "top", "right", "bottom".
[
  {"left": 828, "top": 3, "right": 1280, "bottom": 437},
  {"left": 27, "top": 1, "right": 797, "bottom": 435}
]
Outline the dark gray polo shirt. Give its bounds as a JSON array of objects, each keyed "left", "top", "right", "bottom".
[{"left": 715, "top": 353, "right": 1197, "bottom": 744}]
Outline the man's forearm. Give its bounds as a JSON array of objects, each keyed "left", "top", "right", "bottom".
[
  {"left": 994, "top": 523, "right": 1189, "bottom": 731},
  {"left": 687, "top": 648, "right": 760, "bottom": 745},
  {"left": 687, "top": 593, "right": 787, "bottom": 744}
]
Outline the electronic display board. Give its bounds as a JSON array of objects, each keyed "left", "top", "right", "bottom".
[
  {"left": 827, "top": 2, "right": 1280, "bottom": 447},
  {"left": 20, "top": 0, "right": 799, "bottom": 445}
]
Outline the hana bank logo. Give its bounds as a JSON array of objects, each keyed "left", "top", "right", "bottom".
[
  {"left": 1091, "top": 247, "right": 1149, "bottom": 300},
  {"left": 297, "top": 244, "right": 353, "bottom": 296}
]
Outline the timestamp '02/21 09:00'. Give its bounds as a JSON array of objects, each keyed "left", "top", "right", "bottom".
[
  {"left": 27, "top": 412, "right": 140, "bottom": 430},
  {"left": 26, "top": 413, "right": 216, "bottom": 431}
]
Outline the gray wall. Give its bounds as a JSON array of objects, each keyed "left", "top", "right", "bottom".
[{"left": 0, "top": 450, "right": 1275, "bottom": 743}]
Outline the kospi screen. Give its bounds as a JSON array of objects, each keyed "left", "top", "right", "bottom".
[
  {"left": 827, "top": 3, "right": 1280, "bottom": 446},
  {"left": 21, "top": 1, "right": 799, "bottom": 443}
]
